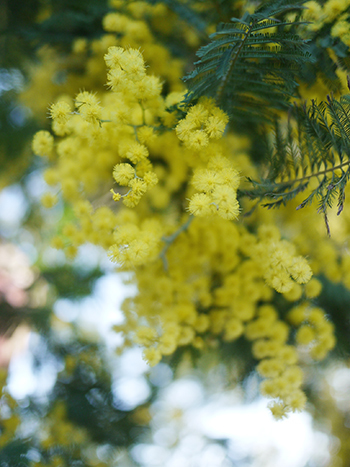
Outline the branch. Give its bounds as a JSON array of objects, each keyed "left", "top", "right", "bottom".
[{"left": 159, "top": 216, "right": 194, "bottom": 272}]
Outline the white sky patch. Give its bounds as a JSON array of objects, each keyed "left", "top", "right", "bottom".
[
  {"left": 118, "top": 347, "right": 149, "bottom": 377},
  {"left": 7, "top": 333, "right": 60, "bottom": 399},
  {"left": 0, "top": 69, "right": 24, "bottom": 95},
  {"left": 0, "top": 184, "right": 28, "bottom": 235},
  {"left": 24, "top": 170, "right": 48, "bottom": 201},
  {"left": 198, "top": 398, "right": 329, "bottom": 467},
  {"left": 144, "top": 378, "right": 331, "bottom": 467},
  {"left": 74, "top": 272, "right": 136, "bottom": 347},
  {"left": 51, "top": 271, "right": 135, "bottom": 345},
  {"left": 113, "top": 375, "right": 151, "bottom": 410}
]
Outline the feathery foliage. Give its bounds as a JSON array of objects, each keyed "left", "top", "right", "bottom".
[
  {"left": 242, "top": 93, "right": 350, "bottom": 233},
  {"left": 183, "top": 0, "right": 311, "bottom": 123}
]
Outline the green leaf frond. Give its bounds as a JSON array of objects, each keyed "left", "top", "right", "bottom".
[
  {"left": 182, "top": 0, "right": 312, "bottom": 123},
  {"left": 241, "top": 94, "right": 350, "bottom": 232}
]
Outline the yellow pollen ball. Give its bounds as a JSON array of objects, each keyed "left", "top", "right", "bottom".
[{"left": 32, "top": 131, "right": 54, "bottom": 157}]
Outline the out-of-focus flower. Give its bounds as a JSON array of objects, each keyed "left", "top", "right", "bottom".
[{"left": 0, "top": 242, "right": 35, "bottom": 367}]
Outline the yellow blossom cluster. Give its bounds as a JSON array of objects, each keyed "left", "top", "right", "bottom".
[
  {"left": 104, "top": 46, "right": 161, "bottom": 207},
  {"left": 32, "top": 130, "right": 54, "bottom": 159},
  {"left": 255, "top": 192, "right": 350, "bottom": 292},
  {"left": 26, "top": 2, "right": 341, "bottom": 421},
  {"left": 288, "top": 303, "right": 336, "bottom": 360},
  {"left": 32, "top": 48, "right": 333, "bottom": 419},
  {"left": 331, "top": 19, "right": 350, "bottom": 48},
  {"left": 303, "top": 0, "right": 350, "bottom": 32},
  {"left": 112, "top": 216, "right": 333, "bottom": 420},
  {"left": 108, "top": 217, "right": 163, "bottom": 267},
  {"left": 176, "top": 98, "right": 229, "bottom": 150},
  {"left": 297, "top": 0, "right": 350, "bottom": 102},
  {"left": 246, "top": 295, "right": 335, "bottom": 418},
  {"left": 189, "top": 155, "right": 240, "bottom": 219},
  {"left": 20, "top": 1, "right": 186, "bottom": 123},
  {"left": 252, "top": 225, "right": 312, "bottom": 294},
  {"left": 247, "top": 302, "right": 306, "bottom": 418}
]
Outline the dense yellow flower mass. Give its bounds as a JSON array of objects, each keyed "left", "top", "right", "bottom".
[
  {"left": 303, "top": 0, "right": 350, "bottom": 31},
  {"left": 26, "top": 0, "right": 343, "bottom": 420}
]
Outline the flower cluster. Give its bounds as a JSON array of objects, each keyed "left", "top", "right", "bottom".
[
  {"left": 108, "top": 216, "right": 163, "bottom": 267},
  {"left": 188, "top": 155, "right": 240, "bottom": 220},
  {"left": 26, "top": 1, "right": 341, "bottom": 422},
  {"left": 246, "top": 305, "right": 306, "bottom": 419},
  {"left": 113, "top": 217, "right": 334, "bottom": 421},
  {"left": 176, "top": 98, "right": 229, "bottom": 150},
  {"left": 103, "top": 46, "right": 161, "bottom": 207},
  {"left": 303, "top": 0, "right": 350, "bottom": 31},
  {"left": 32, "top": 130, "right": 54, "bottom": 159},
  {"left": 252, "top": 225, "right": 313, "bottom": 293},
  {"left": 288, "top": 303, "right": 336, "bottom": 360}
]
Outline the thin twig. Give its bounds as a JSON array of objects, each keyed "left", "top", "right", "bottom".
[{"left": 159, "top": 216, "right": 194, "bottom": 272}]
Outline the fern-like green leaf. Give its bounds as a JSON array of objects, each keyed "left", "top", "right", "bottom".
[
  {"left": 241, "top": 94, "right": 350, "bottom": 233},
  {"left": 183, "top": 0, "right": 311, "bottom": 123}
]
